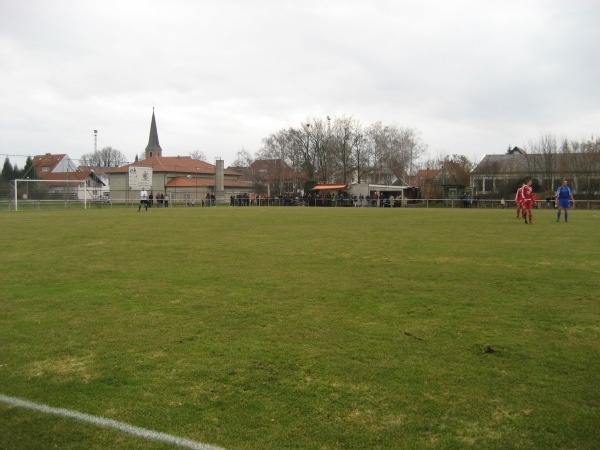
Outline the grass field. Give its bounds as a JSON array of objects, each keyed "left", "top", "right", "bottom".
[{"left": 1, "top": 206, "right": 599, "bottom": 449}]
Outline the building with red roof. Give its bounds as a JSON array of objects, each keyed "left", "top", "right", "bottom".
[
  {"left": 30, "top": 153, "right": 106, "bottom": 201},
  {"left": 105, "top": 110, "right": 252, "bottom": 204}
]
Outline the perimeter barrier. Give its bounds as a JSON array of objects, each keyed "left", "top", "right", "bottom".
[{"left": 2, "top": 195, "right": 600, "bottom": 211}]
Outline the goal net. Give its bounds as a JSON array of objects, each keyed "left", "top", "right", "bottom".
[{"left": 10, "top": 179, "right": 90, "bottom": 211}]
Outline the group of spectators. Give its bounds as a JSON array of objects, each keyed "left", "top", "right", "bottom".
[
  {"left": 460, "top": 192, "right": 480, "bottom": 208},
  {"left": 226, "top": 191, "right": 405, "bottom": 207},
  {"left": 147, "top": 192, "right": 169, "bottom": 208},
  {"left": 201, "top": 193, "right": 217, "bottom": 207},
  {"left": 142, "top": 188, "right": 404, "bottom": 208},
  {"left": 348, "top": 192, "right": 401, "bottom": 207},
  {"left": 229, "top": 193, "right": 309, "bottom": 206},
  {"left": 230, "top": 193, "right": 269, "bottom": 206}
]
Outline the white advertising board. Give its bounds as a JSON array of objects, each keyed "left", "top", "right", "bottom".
[{"left": 128, "top": 166, "right": 153, "bottom": 190}]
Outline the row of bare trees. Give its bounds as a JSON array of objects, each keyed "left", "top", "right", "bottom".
[
  {"left": 234, "top": 116, "right": 428, "bottom": 192},
  {"left": 416, "top": 154, "right": 474, "bottom": 199},
  {"left": 473, "top": 133, "right": 600, "bottom": 198},
  {"left": 524, "top": 134, "right": 600, "bottom": 195},
  {"left": 80, "top": 146, "right": 128, "bottom": 167},
  {"left": 237, "top": 122, "right": 599, "bottom": 198}
]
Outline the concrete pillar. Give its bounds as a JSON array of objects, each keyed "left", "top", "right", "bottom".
[{"left": 215, "top": 159, "right": 225, "bottom": 204}]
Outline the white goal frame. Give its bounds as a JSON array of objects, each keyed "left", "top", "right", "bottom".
[{"left": 12, "top": 179, "right": 89, "bottom": 211}]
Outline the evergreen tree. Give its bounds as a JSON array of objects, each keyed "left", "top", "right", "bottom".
[
  {"left": 1, "top": 157, "right": 14, "bottom": 181},
  {"left": 21, "top": 156, "right": 35, "bottom": 179}
]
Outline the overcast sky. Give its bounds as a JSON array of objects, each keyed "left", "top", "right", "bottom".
[{"left": 1, "top": 0, "right": 599, "bottom": 168}]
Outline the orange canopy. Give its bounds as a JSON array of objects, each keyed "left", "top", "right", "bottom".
[{"left": 312, "top": 184, "right": 348, "bottom": 190}]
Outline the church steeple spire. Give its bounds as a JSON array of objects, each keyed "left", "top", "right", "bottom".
[{"left": 145, "top": 108, "right": 162, "bottom": 158}]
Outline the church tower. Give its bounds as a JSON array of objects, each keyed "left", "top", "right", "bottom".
[{"left": 145, "top": 108, "right": 163, "bottom": 159}]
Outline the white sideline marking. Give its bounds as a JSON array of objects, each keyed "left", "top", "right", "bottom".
[{"left": 0, "top": 394, "right": 225, "bottom": 450}]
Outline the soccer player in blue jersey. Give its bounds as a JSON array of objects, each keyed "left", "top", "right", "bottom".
[{"left": 555, "top": 179, "right": 575, "bottom": 222}]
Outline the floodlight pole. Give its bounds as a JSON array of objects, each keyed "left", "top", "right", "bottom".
[{"left": 304, "top": 122, "right": 310, "bottom": 160}]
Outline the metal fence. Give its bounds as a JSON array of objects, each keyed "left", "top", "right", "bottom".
[{"left": 2, "top": 196, "right": 599, "bottom": 211}]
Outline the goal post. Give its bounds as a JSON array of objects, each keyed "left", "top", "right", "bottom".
[{"left": 11, "top": 179, "right": 90, "bottom": 211}]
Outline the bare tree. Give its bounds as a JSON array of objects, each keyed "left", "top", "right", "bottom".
[
  {"left": 351, "top": 122, "right": 369, "bottom": 184},
  {"left": 259, "top": 129, "right": 299, "bottom": 193},
  {"left": 526, "top": 133, "right": 559, "bottom": 192},
  {"left": 189, "top": 150, "right": 208, "bottom": 161},
  {"left": 443, "top": 154, "right": 473, "bottom": 186},
  {"left": 583, "top": 135, "right": 600, "bottom": 196},
  {"left": 560, "top": 136, "right": 600, "bottom": 197},
  {"left": 80, "top": 146, "right": 127, "bottom": 167},
  {"left": 330, "top": 116, "right": 358, "bottom": 183},
  {"left": 232, "top": 148, "right": 254, "bottom": 168},
  {"left": 365, "top": 123, "right": 426, "bottom": 184},
  {"left": 398, "top": 127, "right": 427, "bottom": 178},
  {"left": 257, "top": 117, "right": 429, "bottom": 187},
  {"left": 306, "top": 118, "right": 333, "bottom": 183},
  {"left": 291, "top": 123, "right": 316, "bottom": 181},
  {"left": 414, "top": 158, "right": 443, "bottom": 198},
  {"left": 366, "top": 122, "right": 393, "bottom": 184}
]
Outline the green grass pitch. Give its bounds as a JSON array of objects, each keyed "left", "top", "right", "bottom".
[{"left": 1, "top": 206, "right": 599, "bottom": 449}]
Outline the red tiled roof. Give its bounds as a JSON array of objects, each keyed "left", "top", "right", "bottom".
[
  {"left": 417, "top": 169, "right": 441, "bottom": 179},
  {"left": 33, "top": 153, "right": 66, "bottom": 166},
  {"left": 106, "top": 156, "right": 239, "bottom": 176},
  {"left": 165, "top": 176, "right": 253, "bottom": 189},
  {"left": 42, "top": 172, "right": 89, "bottom": 181},
  {"left": 32, "top": 153, "right": 68, "bottom": 177},
  {"left": 165, "top": 177, "right": 215, "bottom": 188}
]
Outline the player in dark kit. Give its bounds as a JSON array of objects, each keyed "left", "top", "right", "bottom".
[{"left": 555, "top": 180, "right": 575, "bottom": 222}]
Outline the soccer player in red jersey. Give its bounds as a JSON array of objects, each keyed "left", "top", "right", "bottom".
[
  {"left": 520, "top": 179, "right": 534, "bottom": 224},
  {"left": 515, "top": 185, "right": 524, "bottom": 218}
]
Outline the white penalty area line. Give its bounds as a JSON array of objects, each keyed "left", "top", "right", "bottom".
[{"left": 0, "top": 394, "right": 226, "bottom": 450}]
